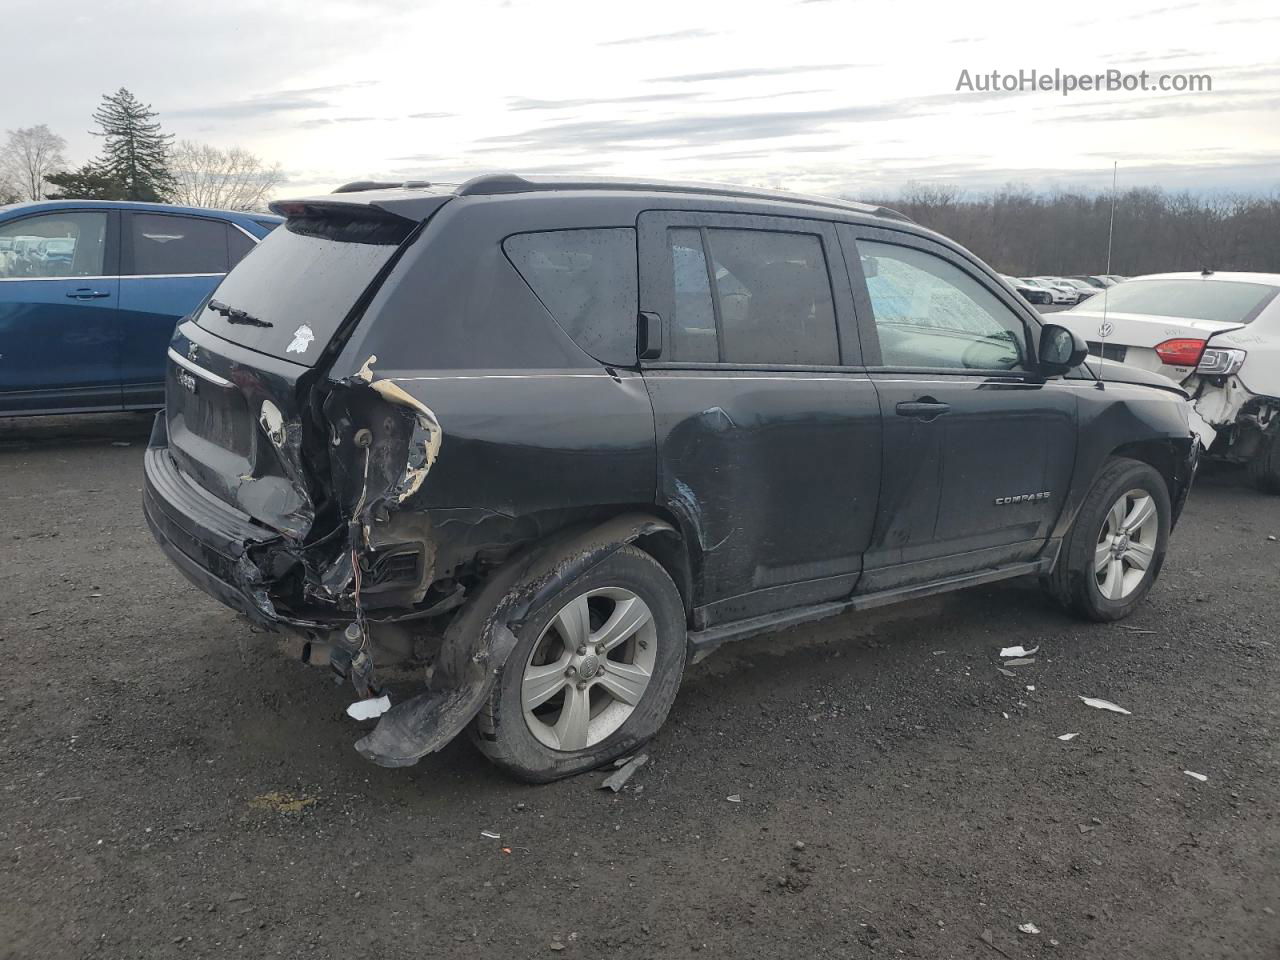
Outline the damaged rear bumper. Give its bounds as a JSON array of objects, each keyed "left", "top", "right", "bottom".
[{"left": 143, "top": 413, "right": 306, "bottom": 631}]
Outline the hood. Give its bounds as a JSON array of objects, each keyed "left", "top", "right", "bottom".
[{"left": 1081, "top": 357, "right": 1189, "bottom": 397}]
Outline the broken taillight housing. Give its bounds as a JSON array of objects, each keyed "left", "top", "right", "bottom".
[
  {"left": 1196, "top": 347, "right": 1247, "bottom": 376},
  {"left": 1154, "top": 338, "right": 1207, "bottom": 366}
]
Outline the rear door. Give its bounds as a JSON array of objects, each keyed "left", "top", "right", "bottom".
[
  {"left": 0, "top": 209, "right": 121, "bottom": 413},
  {"left": 119, "top": 211, "right": 251, "bottom": 408},
  {"left": 638, "top": 210, "right": 882, "bottom": 627},
  {"left": 839, "top": 225, "right": 1078, "bottom": 592}
]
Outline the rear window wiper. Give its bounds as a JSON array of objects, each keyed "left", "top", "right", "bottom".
[{"left": 207, "top": 299, "right": 272, "bottom": 328}]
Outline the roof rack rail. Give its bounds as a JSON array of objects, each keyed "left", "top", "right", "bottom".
[
  {"left": 333, "top": 179, "right": 432, "bottom": 194},
  {"left": 454, "top": 173, "right": 911, "bottom": 223}
]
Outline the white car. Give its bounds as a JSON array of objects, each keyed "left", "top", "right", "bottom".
[
  {"left": 1022, "top": 277, "right": 1076, "bottom": 304},
  {"left": 1052, "top": 271, "right": 1280, "bottom": 491}
]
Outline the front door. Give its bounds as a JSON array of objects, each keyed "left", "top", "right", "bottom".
[
  {"left": 0, "top": 209, "right": 121, "bottom": 414},
  {"left": 638, "top": 210, "right": 882, "bottom": 627},
  {"left": 836, "top": 224, "right": 1079, "bottom": 592}
]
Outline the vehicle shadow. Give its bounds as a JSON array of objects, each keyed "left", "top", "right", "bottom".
[{"left": 0, "top": 411, "right": 155, "bottom": 449}]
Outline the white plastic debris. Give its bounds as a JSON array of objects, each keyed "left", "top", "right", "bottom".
[
  {"left": 1057, "top": 733, "right": 1079, "bottom": 741},
  {"left": 997, "top": 668, "right": 1015, "bottom": 678},
  {"left": 480, "top": 830, "right": 501, "bottom": 840},
  {"left": 1003, "top": 657, "right": 1036, "bottom": 667},
  {"left": 599, "top": 754, "right": 648, "bottom": 792},
  {"left": 1079, "top": 696, "right": 1131, "bottom": 715},
  {"left": 345, "top": 694, "right": 391, "bottom": 721},
  {"left": 1026, "top": 685, "right": 1036, "bottom": 692},
  {"left": 726, "top": 794, "right": 742, "bottom": 803},
  {"left": 1018, "top": 922, "right": 1041, "bottom": 935},
  {"left": 1000, "top": 645, "right": 1039, "bottom": 658},
  {"left": 1184, "top": 770, "right": 1208, "bottom": 782},
  {"left": 1002, "top": 712, "right": 1010, "bottom": 719}
]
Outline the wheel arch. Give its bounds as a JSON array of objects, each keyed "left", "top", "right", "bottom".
[{"left": 1108, "top": 437, "right": 1197, "bottom": 527}]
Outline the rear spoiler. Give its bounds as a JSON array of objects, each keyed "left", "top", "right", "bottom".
[{"left": 269, "top": 188, "right": 452, "bottom": 224}]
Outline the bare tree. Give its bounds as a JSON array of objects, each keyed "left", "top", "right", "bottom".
[
  {"left": 0, "top": 125, "right": 67, "bottom": 201},
  {"left": 169, "top": 140, "right": 285, "bottom": 211}
]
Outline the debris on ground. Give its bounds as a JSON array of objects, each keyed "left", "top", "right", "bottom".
[
  {"left": 549, "top": 940, "right": 566, "bottom": 952},
  {"left": 1026, "top": 685, "right": 1036, "bottom": 692},
  {"left": 599, "top": 754, "right": 648, "bottom": 792},
  {"left": 997, "top": 668, "right": 1015, "bottom": 677},
  {"left": 978, "top": 928, "right": 1014, "bottom": 958},
  {"left": 247, "top": 792, "right": 316, "bottom": 815},
  {"left": 1184, "top": 770, "right": 1209, "bottom": 782},
  {"left": 793, "top": 840, "right": 806, "bottom": 851},
  {"left": 726, "top": 794, "right": 742, "bottom": 803},
  {"left": 1057, "top": 733, "right": 1079, "bottom": 741},
  {"left": 480, "top": 830, "right": 500, "bottom": 840},
  {"left": 1003, "top": 657, "right": 1036, "bottom": 667},
  {"left": 1000, "top": 645, "right": 1039, "bottom": 658},
  {"left": 1018, "top": 922, "right": 1041, "bottom": 935},
  {"left": 346, "top": 694, "right": 392, "bottom": 721},
  {"left": 1079, "top": 696, "right": 1131, "bottom": 715}
]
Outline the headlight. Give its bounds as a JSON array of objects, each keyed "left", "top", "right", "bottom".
[{"left": 1196, "top": 347, "right": 1247, "bottom": 376}]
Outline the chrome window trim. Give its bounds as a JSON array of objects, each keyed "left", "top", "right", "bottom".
[{"left": 167, "top": 347, "right": 232, "bottom": 387}]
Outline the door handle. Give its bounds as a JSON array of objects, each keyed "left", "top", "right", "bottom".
[
  {"left": 66, "top": 288, "right": 110, "bottom": 300},
  {"left": 895, "top": 398, "right": 951, "bottom": 420}
]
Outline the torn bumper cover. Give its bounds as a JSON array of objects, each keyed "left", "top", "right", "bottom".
[{"left": 143, "top": 414, "right": 299, "bottom": 629}]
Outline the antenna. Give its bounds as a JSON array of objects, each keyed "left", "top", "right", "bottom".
[{"left": 1096, "top": 161, "right": 1118, "bottom": 390}]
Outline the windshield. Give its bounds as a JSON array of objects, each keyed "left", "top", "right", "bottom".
[
  {"left": 1068, "top": 278, "right": 1279, "bottom": 325},
  {"left": 194, "top": 213, "right": 412, "bottom": 365}
]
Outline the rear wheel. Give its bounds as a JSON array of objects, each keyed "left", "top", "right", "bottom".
[
  {"left": 1247, "top": 433, "right": 1280, "bottom": 494},
  {"left": 472, "top": 545, "right": 686, "bottom": 782},
  {"left": 1047, "top": 457, "right": 1170, "bottom": 621}
]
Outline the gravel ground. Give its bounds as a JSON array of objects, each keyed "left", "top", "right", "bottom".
[{"left": 2, "top": 413, "right": 1277, "bottom": 960}]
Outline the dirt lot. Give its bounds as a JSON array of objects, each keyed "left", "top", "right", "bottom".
[{"left": 2, "top": 413, "right": 1277, "bottom": 960}]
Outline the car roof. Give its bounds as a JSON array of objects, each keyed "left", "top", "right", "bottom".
[
  {"left": 273, "top": 172, "right": 912, "bottom": 226},
  {"left": 0, "top": 199, "right": 282, "bottom": 224},
  {"left": 1128, "top": 271, "right": 1280, "bottom": 286}
]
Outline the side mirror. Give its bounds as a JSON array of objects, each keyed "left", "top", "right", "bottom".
[
  {"left": 1038, "top": 322, "right": 1088, "bottom": 375},
  {"left": 637, "top": 311, "right": 663, "bottom": 361}
]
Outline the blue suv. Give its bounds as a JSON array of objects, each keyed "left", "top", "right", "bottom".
[{"left": 0, "top": 200, "right": 280, "bottom": 415}]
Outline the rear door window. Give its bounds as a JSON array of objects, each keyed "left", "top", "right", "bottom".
[
  {"left": 503, "top": 228, "right": 637, "bottom": 365},
  {"left": 663, "top": 227, "right": 839, "bottom": 365},
  {"left": 128, "top": 213, "right": 230, "bottom": 275},
  {"left": 193, "top": 211, "right": 411, "bottom": 365}
]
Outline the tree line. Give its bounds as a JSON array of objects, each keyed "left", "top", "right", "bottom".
[
  {"left": 867, "top": 182, "right": 1280, "bottom": 276},
  {"left": 0, "top": 88, "right": 283, "bottom": 211}
]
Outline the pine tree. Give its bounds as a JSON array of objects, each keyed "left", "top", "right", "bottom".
[{"left": 90, "top": 88, "right": 175, "bottom": 202}]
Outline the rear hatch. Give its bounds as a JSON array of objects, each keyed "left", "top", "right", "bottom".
[{"left": 163, "top": 196, "right": 443, "bottom": 538}]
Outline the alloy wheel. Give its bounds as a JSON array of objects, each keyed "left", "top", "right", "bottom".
[
  {"left": 1094, "top": 488, "right": 1158, "bottom": 601},
  {"left": 521, "top": 587, "right": 658, "bottom": 751}
]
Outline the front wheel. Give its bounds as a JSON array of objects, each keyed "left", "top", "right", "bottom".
[
  {"left": 472, "top": 544, "right": 686, "bottom": 782},
  {"left": 1046, "top": 457, "right": 1171, "bottom": 621}
]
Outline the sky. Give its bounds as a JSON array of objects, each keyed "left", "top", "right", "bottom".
[{"left": 4, "top": 0, "right": 1278, "bottom": 201}]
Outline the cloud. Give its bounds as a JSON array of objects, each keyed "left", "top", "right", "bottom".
[
  {"left": 599, "top": 29, "right": 717, "bottom": 46},
  {"left": 408, "top": 111, "right": 456, "bottom": 119},
  {"left": 506, "top": 93, "right": 701, "bottom": 111},
  {"left": 650, "top": 63, "right": 863, "bottom": 83},
  {"left": 169, "top": 81, "right": 382, "bottom": 120}
]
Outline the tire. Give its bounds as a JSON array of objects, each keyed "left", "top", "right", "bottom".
[
  {"left": 1046, "top": 457, "right": 1171, "bottom": 622},
  {"left": 472, "top": 544, "right": 686, "bottom": 783},
  {"left": 1247, "top": 433, "right": 1280, "bottom": 494}
]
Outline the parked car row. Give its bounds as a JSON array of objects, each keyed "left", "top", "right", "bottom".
[
  {"left": 0, "top": 200, "right": 280, "bottom": 415},
  {"left": 1052, "top": 270, "right": 1280, "bottom": 491}
]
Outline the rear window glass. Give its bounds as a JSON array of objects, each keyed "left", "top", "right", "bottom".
[
  {"left": 1070, "top": 279, "right": 1279, "bottom": 325},
  {"left": 195, "top": 214, "right": 409, "bottom": 365},
  {"left": 503, "top": 228, "right": 637, "bottom": 365}
]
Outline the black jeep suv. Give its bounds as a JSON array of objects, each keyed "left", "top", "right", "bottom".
[{"left": 144, "top": 174, "right": 1197, "bottom": 781}]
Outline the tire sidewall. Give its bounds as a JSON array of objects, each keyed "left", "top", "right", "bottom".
[{"left": 481, "top": 546, "right": 686, "bottom": 782}]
